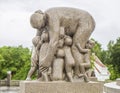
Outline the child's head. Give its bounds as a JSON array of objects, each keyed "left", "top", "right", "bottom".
[
  {"left": 58, "top": 39, "right": 64, "bottom": 48},
  {"left": 59, "top": 27, "right": 65, "bottom": 39},
  {"left": 85, "top": 40, "right": 95, "bottom": 49},
  {"left": 32, "top": 36, "right": 40, "bottom": 46},
  {"left": 64, "top": 36, "right": 72, "bottom": 46},
  {"left": 41, "top": 30, "right": 49, "bottom": 42}
]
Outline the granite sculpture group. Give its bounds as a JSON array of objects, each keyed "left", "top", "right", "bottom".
[{"left": 26, "top": 7, "right": 95, "bottom": 82}]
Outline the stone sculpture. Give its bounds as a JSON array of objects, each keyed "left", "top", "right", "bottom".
[
  {"left": 26, "top": 36, "right": 40, "bottom": 80},
  {"left": 26, "top": 7, "right": 95, "bottom": 82}
]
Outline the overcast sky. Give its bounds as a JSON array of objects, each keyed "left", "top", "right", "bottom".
[{"left": 0, "top": 0, "right": 120, "bottom": 49}]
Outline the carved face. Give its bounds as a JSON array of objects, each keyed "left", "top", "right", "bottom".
[
  {"left": 30, "top": 12, "right": 45, "bottom": 29},
  {"left": 86, "top": 40, "right": 95, "bottom": 49},
  {"left": 41, "top": 31, "right": 49, "bottom": 42},
  {"left": 32, "top": 36, "right": 40, "bottom": 46}
]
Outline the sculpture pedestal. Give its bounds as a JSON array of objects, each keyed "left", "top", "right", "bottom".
[{"left": 20, "top": 81, "right": 103, "bottom": 93}]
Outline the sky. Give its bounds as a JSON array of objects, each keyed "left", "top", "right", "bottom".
[{"left": 0, "top": 0, "right": 120, "bottom": 50}]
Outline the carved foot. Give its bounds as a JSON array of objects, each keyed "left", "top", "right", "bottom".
[
  {"left": 26, "top": 77, "right": 31, "bottom": 81},
  {"left": 83, "top": 74, "right": 90, "bottom": 82},
  {"left": 73, "top": 74, "right": 89, "bottom": 82}
]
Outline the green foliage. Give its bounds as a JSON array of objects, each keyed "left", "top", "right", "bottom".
[
  {"left": 108, "top": 38, "right": 120, "bottom": 80},
  {"left": 0, "top": 45, "right": 31, "bottom": 80},
  {"left": 91, "top": 37, "right": 120, "bottom": 80}
]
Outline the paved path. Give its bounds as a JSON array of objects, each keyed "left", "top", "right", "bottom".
[{"left": 0, "top": 86, "right": 19, "bottom": 93}]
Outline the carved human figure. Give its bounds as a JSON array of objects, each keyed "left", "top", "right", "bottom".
[
  {"left": 36, "top": 30, "right": 50, "bottom": 81},
  {"left": 80, "top": 40, "right": 95, "bottom": 77},
  {"left": 52, "top": 27, "right": 75, "bottom": 82},
  {"left": 26, "top": 36, "right": 40, "bottom": 80},
  {"left": 30, "top": 7, "right": 95, "bottom": 74},
  {"left": 73, "top": 39, "right": 95, "bottom": 82},
  {"left": 64, "top": 35, "right": 75, "bottom": 82},
  {"left": 51, "top": 27, "right": 65, "bottom": 81}
]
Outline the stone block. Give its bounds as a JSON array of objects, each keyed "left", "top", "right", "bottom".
[
  {"left": 20, "top": 81, "right": 103, "bottom": 93},
  {"left": 89, "top": 77, "right": 97, "bottom": 81}
]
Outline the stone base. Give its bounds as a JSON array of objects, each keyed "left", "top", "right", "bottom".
[
  {"left": 20, "top": 81, "right": 103, "bottom": 93},
  {"left": 89, "top": 77, "right": 97, "bottom": 81}
]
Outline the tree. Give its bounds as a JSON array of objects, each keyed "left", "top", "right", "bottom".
[
  {"left": 0, "top": 46, "right": 31, "bottom": 80},
  {"left": 109, "top": 38, "right": 120, "bottom": 79}
]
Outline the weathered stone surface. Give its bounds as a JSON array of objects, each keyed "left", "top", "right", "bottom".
[
  {"left": 89, "top": 77, "right": 97, "bottom": 81},
  {"left": 20, "top": 81, "right": 103, "bottom": 93}
]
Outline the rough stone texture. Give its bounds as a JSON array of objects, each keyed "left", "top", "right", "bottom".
[
  {"left": 104, "top": 82, "right": 120, "bottom": 93},
  {"left": 89, "top": 77, "right": 97, "bottom": 81},
  {"left": 20, "top": 81, "right": 103, "bottom": 93}
]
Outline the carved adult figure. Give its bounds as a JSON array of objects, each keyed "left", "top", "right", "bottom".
[{"left": 30, "top": 7, "right": 95, "bottom": 77}]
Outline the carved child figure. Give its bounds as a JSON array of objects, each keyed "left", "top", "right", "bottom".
[
  {"left": 75, "top": 39, "right": 95, "bottom": 82},
  {"left": 38, "top": 30, "right": 52, "bottom": 81},
  {"left": 64, "top": 35, "right": 75, "bottom": 82},
  {"left": 52, "top": 27, "right": 75, "bottom": 82},
  {"left": 52, "top": 27, "right": 65, "bottom": 81},
  {"left": 26, "top": 36, "right": 40, "bottom": 80},
  {"left": 80, "top": 40, "right": 95, "bottom": 77}
]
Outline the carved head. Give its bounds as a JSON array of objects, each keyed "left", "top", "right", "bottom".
[
  {"left": 58, "top": 39, "right": 64, "bottom": 48},
  {"left": 64, "top": 36, "right": 73, "bottom": 46},
  {"left": 85, "top": 40, "right": 95, "bottom": 49},
  {"left": 30, "top": 10, "right": 45, "bottom": 29},
  {"left": 32, "top": 36, "right": 40, "bottom": 46},
  {"left": 41, "top": 30, "right": 49, "bottom": 42}
]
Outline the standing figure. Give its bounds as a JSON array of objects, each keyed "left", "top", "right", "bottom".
[
  {"left": 80, "top": 40, "right": 95, "bottom": 77},
  {"left": 52, "top": 27, "right": 65, "bottom": 81},
  {"left": 64, "top": 35, "right": 75, "bottom": 82},
  {"left": 38, "top": 30, "right": 50, "bottom": 81},
  {"left": 73, "top": 39, "right": 95, "bottom": 82},
  {"left": 26, "top": 36, "right": 40, "bottom": 80}
]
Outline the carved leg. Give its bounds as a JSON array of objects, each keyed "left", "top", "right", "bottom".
[
  {"left": 65, "top": 63, "right": 74, "bottom": 82},
  {"left": 83, "top": 73, "right": 89, "bottom": 82},
  {"left": 52, "top": 58, "right": 64, "bottom": 81},
  {"left": 42, "top": 72, "right": 49, "bottom": 82},
  {"left": 80, "top": 63, "right": 91, "bottom": 74},
  {"left": 39, "top": 36, "right": 58, "bottom": 68},
  {"left": 26, "top": 66, "right": 37, "bottom": 80},
  {"left": 80, "top": 63, "right": 90, "bottom": 82},
  {"left": 40, "top": 30, "right": 59, "bottom": 67}
]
